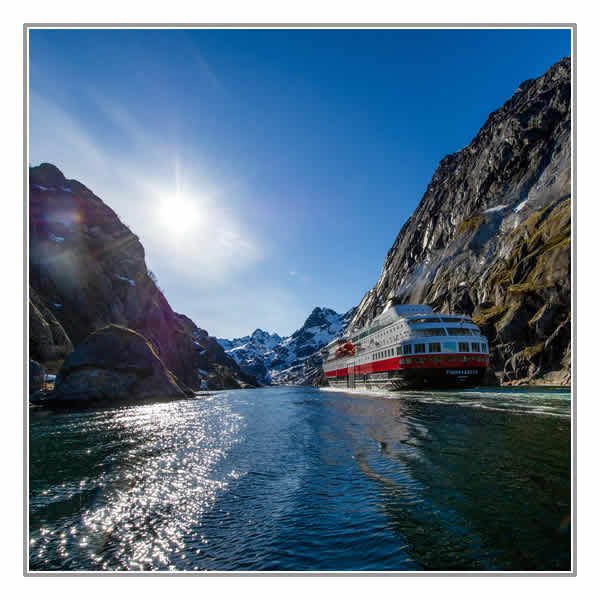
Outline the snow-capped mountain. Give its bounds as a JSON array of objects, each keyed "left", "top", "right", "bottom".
[
  {"left": 217, "top": 329, "right": 283, "bottom": 384},
  {"left": 218, "top": 307, "right": 355, "bottom": 385}
]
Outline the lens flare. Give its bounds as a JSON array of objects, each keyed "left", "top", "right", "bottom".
[{"left": 158, "top": 194, "right": 200, "bottom": 237}]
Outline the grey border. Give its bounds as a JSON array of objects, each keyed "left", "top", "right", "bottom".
[{"left": 23, "top": 22, "right": 576, "bottom": 577}]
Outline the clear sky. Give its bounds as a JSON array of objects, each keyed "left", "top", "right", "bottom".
[{"left": 28, "top": 28, "right": 571, "bottom": 338}]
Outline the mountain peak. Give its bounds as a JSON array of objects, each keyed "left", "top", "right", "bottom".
[
  {"left": 30, "top": 163, "right": 67, "bottom": 188},
  {"left": 251, "top": 327, "right": 278, "bottom": 338},
  {"left": 303, "top": 306, "right": 336, "bottom": 329}
]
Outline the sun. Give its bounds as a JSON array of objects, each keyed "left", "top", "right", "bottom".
[{"left": 158, "top": 193, "right": 200, "bottom": 237}]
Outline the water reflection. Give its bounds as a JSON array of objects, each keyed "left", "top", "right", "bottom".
[
  {"left": 325, "top": 389, "right": 571, "bottom": 570},
  {"left": 29, "top": 386, "right": 571, "bottom": 571}
]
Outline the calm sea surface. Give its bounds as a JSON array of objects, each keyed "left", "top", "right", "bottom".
[{"left": 29, "top": 386, "right": 571, "bottom": 571}]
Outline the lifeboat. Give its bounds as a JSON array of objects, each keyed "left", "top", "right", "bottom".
[{"left": 335, "top": 339, "right": 356, "bottom": 357}]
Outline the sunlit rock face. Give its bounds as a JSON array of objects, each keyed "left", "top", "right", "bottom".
[
  {"left": 349, "top": 57, "right": 571, "bottom": 385},
  {"left": 218, "top": 307, "right": 355, "bottom": 385},
  {"left": 29, "top": 163, "right": 255, "bottom": 391}
]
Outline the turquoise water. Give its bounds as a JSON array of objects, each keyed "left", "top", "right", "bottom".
[{"left": 29, "top": 386, "right": 571, "bottom": 571}]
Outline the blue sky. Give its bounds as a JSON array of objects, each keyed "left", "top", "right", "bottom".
[{"left": 29, "top": 28, "right": 571, "bottom": 338}]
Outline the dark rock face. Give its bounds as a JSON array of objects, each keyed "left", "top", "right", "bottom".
[
  {"left": 176, "top": 314, "right": 258, "bottom": 389},
  {"left": 29, "top": 163, "right": 253, "bottom": 392},
  {"left": 51, "top": 325, "right": 187, "bottom": 404},
  {"left": 349, "top": 57, "right": 571, "bottom": 385},
  {"left": 29, "top": 286, "right": 73, "bottom": 364},
  {"left": 29, "top": 360, "right": 45, "bottom": 395}
]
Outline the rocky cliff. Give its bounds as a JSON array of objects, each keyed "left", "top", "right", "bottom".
[
  {"left": 219, "top": 306, "right": 355, "bottom": 385},
  {"left": 349, "top": 57, "right": 571, "bottom": 385},
  {"left": 29, "top": 163, "right": 255, "bottom": 392}
]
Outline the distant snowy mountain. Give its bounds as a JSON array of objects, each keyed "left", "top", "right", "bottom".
[
  {"left": 218, "top": 307, "right": 355, "bottom": 385},
  {"left": 217, "top": 329, "right": 283, "bottom": 384}
]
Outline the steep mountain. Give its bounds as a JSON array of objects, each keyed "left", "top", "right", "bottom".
[
  {"left": 270, "top": 307, "right": 355, "bottom": 384},
  {"left": 29, "top": 163, "right": 256, "bottom": 392},
  {"left": 349, "top": 57, "right": 571, "bottom": 385},
  {"left": 219, "top": 306, "right": 355, "bottom": 385},
  {"left": 217, "top": 329, "right": 283, "bottom": 384}
]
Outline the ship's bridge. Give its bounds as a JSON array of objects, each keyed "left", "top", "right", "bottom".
[
  {"left": 375, "top": 302, "right": 433, "bottom": 326},
  {"left": 406, "top": 313, "right": 484, "bottom": 344}
]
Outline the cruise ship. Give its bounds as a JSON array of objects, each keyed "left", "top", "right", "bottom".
[{"left": 321, "top": 300, "right": 490, "bottom": 390}]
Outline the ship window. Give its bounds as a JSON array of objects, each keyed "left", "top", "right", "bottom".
[
  {"left": 442, "top": 341, "right": 457, "bottom": 353},
  {"left": 471, "top": 342, "right": 481, "bottom": 352},
  {"left": 459, "top": 342, "right": 470, "bottom": 352},
  {"left": 403, "top": 343, "right": 412, "bottom": 354},
  {"left": 411, "top": 317, "right": 442, "bottom": 323},
  {"left": 482, "top": 342, "right": 488, "bottom": 352},
  {"left": 447, "top": 327, "right": 475, "bottom": 336},
  {"left": 417, "top": 327, "right": 447, "bottom": 337},
  {"left": 429, "top": 342, "right": 441, "bottom": 353},
  {"left": 396, "top": 346, "right": 402, "bottom": 355},
  {"left": 414, "top": 343, "right": 426, "bottom": 353}
]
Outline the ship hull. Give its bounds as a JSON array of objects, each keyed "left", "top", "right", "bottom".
[{"left": 326, "top": 366, "right": 487, "bottom": 391}]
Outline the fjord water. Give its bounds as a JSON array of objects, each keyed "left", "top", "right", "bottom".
[{"left": 29, "top": 386, "right": 571, "bottom": 571}]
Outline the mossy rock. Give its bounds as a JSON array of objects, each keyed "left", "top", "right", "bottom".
[
  {"left": 473, "top": 303, "right": 509, "bottom": 325},
  {"left": 542, "top": 232, "right": 570, "bottom": 253},
  {"left": 522, "top": 342, "right": 545, "bottom": 360},
  {"left": 456, "top": 214, "right": 485, "bottom": 236},
  {"left": 507, "top": 282, "right": 549, "bottom": 295}
]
